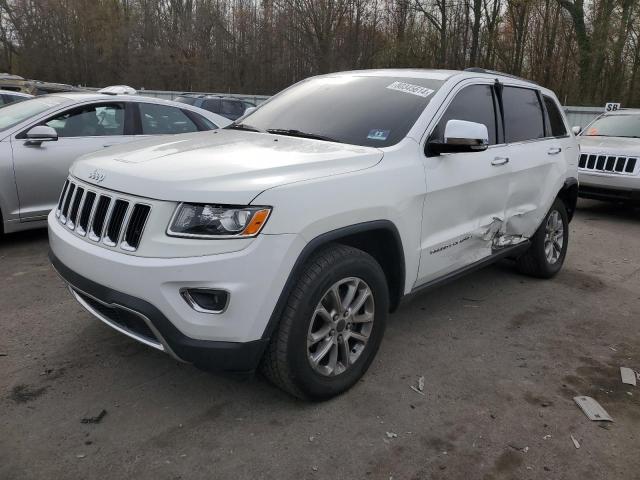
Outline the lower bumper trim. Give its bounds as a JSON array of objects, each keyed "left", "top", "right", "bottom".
[
  {"left": 49, "top": 250, "right": 268, "bottom": 373},
  {"left": 579, "top": 185, "right": 640, "bottom": 203}
]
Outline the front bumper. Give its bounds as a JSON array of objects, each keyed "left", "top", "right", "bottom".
[
  {"left": 48, "top": 211, "right": 305, "bottom": 371},
  {"left": 578, "top": 171, "right": 640, "bottom": 203}
]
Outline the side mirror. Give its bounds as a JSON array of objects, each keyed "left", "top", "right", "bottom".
[
  {"left": 571, "top": 126, "right": 581, "bottom": 135},
  {"left": 243, "top": 106, "right": 256, "bottom": 115},
  {"left": 428, "top": 119, "right": 489, "bottom": 155},
  {"left": 26, "top": 125, "right": 58, "bottom": 144}
]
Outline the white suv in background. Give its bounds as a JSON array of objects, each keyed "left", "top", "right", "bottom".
[
  {"left": 48, "top": 69, "right": 578, "bottom": 399},
  {"left": 577, "top": 109, "right": 640, "bottom": 205}
]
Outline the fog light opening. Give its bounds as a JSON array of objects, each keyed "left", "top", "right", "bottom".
[{"left": 181, "top": 288, "right": 229, "bottom": 314}]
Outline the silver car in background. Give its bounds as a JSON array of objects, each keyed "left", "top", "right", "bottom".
[
  {"left": 0, "top": 91, "right": 230, "bottom": 234},
  {"left": 577, "top": 109, "right": 640, "bottom": 205}
]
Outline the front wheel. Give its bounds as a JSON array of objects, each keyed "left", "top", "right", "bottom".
[
  {"left": 516, "top": 198, "right": 569, "bottom": 278},
  {"left": 261, "top": 244, "right": 388, "bottom": 400}
]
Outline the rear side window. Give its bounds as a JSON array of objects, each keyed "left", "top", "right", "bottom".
[
  {"left": 220, "top": 100, "right": 245, "bottom": 117},
  {"left": 139, "top": 103, "right": 199, "bottom": 135},
  {"left": 543, "top": 96, "right": 567, "bottom": 137},
  {"left": 502, "top": 87, "right": 544, "bottom": 143},
  {"left": 431, "top": 84, "right": 498, "bottom": 145}
]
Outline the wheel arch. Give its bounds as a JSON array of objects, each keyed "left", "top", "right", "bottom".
[
  {"left": 261, "top": 220, "right": 406, "bottom": 340},
  {"left": 557, "top": 177, "right": 578, "bottom": 222}
]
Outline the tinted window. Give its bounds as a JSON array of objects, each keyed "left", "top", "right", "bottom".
[
  {"left": 139, "top": 103, "right": 198, "bottom": 134},
  {"left": 0, "top": 96, "right": 66, "bottom": 131},
  {"left": 202, "top": 99, "right": 221, "bottom": 113},
  {"left": 430, "top": 84, "right": 498, "bottom": 145},
  {"left": 543, "top": 96, "right": 567, "bottom": 137},
  {"left": 503, "top": 87, "right": 544, "bottom": 143},
  {"left": 235, "top": 75, "right": 445, "bottom": 147},
  {"left": 220, "top": 100, "right": 245, "bottom": 117},
  {"left": 45, "top": 103, "right": 124, "bottom": 137},
  {"left": 582, "top": 114, "right": 640, "bottom": 138}
]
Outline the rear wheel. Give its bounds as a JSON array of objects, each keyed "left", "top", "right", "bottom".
[
  {"left": 261, "top": 244, "right": 388, "bottom": 400},
  {"left": 517, "top": 198, "right": 569, "bottom": 278}
]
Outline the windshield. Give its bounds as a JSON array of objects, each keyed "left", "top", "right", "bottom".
[
  {"left": 233, "top": 75, "right": 445, "bottom": 147},
  {"left": 0, "top": 96, "right": 67, "bottom": 131},
  {"left": 582, "top": 114, "right": 640, "bottom": 138}
]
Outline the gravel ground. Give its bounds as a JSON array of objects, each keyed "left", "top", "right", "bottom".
[{"left": 1, "top": 199, "right": 639, "bottom": 480}]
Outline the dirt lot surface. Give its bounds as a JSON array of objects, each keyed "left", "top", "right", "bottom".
[{"left": 1, "top": 199, "right": 639, "bottom": 480}]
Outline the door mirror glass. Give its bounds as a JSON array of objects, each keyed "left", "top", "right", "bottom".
[
  {"left": 571, "top": 125, "right": 581, "bottom": 135},
  {"left": 26, "top": 125, "right": 58, "bottom": 142},
  {"left": 429, "top": 119, "right": 489, "bottom": 154}
]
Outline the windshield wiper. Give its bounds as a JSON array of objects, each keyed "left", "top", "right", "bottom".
[
  {"left": 226, "top": 123, "right": 264, "bottom": 133},
  {"left": 266, "top": 128, "right": 341, "bottom": 143}
]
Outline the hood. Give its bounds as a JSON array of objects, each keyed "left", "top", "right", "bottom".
[
  {"left": 70, "top": 130, "right": 383, "bottom": 204},
  {"left": 578, "top": 136, "right": 640, "bottom": 156}
]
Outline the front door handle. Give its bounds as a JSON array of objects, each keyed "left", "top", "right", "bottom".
[
  {"left": 548, "top": 147, "right": 562, "bottom": 155},
  {"left": 491, "top": 156, "right": 509, "bottom": 166}
]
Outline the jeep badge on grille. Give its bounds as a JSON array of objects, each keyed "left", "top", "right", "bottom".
[{"left": 88, "top": 169, "right": 105, "bottom": 183}]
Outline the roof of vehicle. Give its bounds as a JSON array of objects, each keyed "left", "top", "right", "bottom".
[
  {"left": 0, "top": 89, "right": 33, "bottom": 97},
  {"left": 602, "top": 108, "right": 640, "bottom": 115},
  {"left": 320, "top": 68, "right": 542, "bottom": 87}
]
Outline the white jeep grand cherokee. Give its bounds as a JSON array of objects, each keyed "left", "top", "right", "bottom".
[{"left": 48, "top": 69, "right": 578, "bottom": 399}]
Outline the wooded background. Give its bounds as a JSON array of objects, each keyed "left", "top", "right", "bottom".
[{"left": 0, "top": 0, "right": 638, "bottom": 106}]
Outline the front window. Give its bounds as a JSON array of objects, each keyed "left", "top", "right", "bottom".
[
  {"left": 0, "top": 96, "right": 67, "bottom": 131},
  {"left": 234, "top": 75, "right": 446, "bottom": 147},
  {"left": 582, "top": 114, "right": 640, "bottom": 138}
]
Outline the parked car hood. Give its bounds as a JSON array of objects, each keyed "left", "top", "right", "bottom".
[
  {"left": 578, "top": 136, "right": 640, "bottom": 155},
  {"left": 70, "top": 130, "right": 383, "bottom": 204}
]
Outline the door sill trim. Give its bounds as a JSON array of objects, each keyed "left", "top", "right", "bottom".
[{"left": 403, "top": 241, "right": 530, "bottom": 303}]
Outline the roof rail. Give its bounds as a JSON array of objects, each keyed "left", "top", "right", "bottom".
[{"left": 464, "top": 67, "right": 537, "bottom": 85}]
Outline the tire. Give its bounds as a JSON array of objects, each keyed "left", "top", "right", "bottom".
[
  {"left": 261, "top": 243, "right": 389, "bottom": 400},
  {"left": 517, "top": 198, "right": 569, "bottom": 278}
]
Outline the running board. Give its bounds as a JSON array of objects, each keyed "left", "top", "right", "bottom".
[{"left": 403, "top": 241, "right": 531, "bottom": 303}]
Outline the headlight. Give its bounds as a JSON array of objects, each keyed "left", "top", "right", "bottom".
[{"left": 167, "top": 203, "right": 271, "bottom": 238}]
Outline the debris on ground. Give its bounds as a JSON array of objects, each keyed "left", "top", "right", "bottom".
[
  {"left": 76, "top": 454, "right": 86, "bottom": 459},
  {"left": 620, "top": 367, "right": 637, "bottom": 386},
  {"left": 81, "top": 409, "right": 107, "bottom": 424},
  {"left": 0, "top": 352, "right": 7, "bottom": 357},
  {"left": 385, "top": 432, "right": 398, "bottom": 439},
  {"left": 543, "top": 434, "right": 552, "bottom": 440},
  {"left": 574, "top": 396, "right": 613, "bottom": 422},
  {"left": 570, "top": 434, "right": 580, "bottom": 449},
  {"left": 309, "top": 436, "right": 315, "bottom": 442},
  {"left": 311, "top": 466, "right": 318, "bottom": 472},
  {"left": 508, "top": 443, "right": 529, "bottom": 453},
  {"left": 410, "top": 376, "right": 426, "bottom": 395}
]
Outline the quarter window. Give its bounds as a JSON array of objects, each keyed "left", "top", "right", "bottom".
[
  {"left": 502, "top": 87, "right": 545, "bottom": 143},
  {"left": 543, "top": 95, "right": 567, "bottom": 137},
  {"left": 139, "top": 103, "right": 199, "bottom": 135},
  {"left": 45, "top": 103, "right": 125, "bottom": 137},
  {"left": 431, "top": 84, "right": 498, "bottom": 145}
]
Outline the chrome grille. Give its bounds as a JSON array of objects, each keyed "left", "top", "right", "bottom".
[
  {"left": 579, "top": 153, "right": 638, "bottom": 175},
  {"left": 56, "top": 179, "right": 151, "bottom": 252}
]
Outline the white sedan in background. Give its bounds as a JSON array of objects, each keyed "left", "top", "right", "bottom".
[{"left": 0, "top": 88, "right": 230, "bottom": 234}]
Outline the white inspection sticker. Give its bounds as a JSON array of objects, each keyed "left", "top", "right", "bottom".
[{"left": 387, "top": 81, "right": 434, "bottom": 98}]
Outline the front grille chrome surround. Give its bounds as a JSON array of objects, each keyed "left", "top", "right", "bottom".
[
  {"left": 56, "top": 178, "right": 151, "bottom": 252},
  {"left": 579, "top": 153, "right": 638, "bottom": 175}
]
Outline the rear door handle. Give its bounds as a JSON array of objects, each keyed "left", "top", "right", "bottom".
[
  {"left": 548, "top": 147, "right": 562, "bottom": 155},
  {"left": 491, "top": 156, "right": 509, "bottom": 166}
]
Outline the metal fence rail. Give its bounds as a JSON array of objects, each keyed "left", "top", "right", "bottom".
[{"left": 104, "top": 87, "right": 604, "bottom": 127}]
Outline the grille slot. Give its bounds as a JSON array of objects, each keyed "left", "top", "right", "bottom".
[
  {"left": 56, "top": 180, "right": 70, "bottom": 215},
  {"left": 122, "top": 204, "right": 151, "bottom": 251},
  {"left": 67, "top": 187, "right": 84, "bottom": 229},
  {"left": 104, "top": 200, "right": 129, "bottom": 246},
  {"left": 56, "top": 180, "right": 152, "bottom": 252},
  {"left": 60, "top": 183, "right": 75, "bottom": 221},
  {"left": 77, "top": 191, "right": 96, "bottom": 235},
  {"left": 579, "top": 153, "right": 638, "bottom": 175}
]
